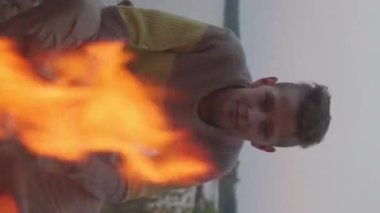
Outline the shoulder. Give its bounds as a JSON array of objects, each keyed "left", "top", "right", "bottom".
[
  {"left": 199, "top": 25, "right": 244, "bottom": 51},
  {"left": 116, "top": 5, "right": 208, "bottom": 31},
  {"left": 46, "top": 0, "right": 103, "bottom": 13},
  {"left": 201, "top": 137, "right": 244, "bottom": 182},
  {"left": 194, "top": 25, "right": 248, "bottom": 68}
]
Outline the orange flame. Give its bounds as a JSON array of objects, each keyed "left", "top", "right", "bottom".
[
  {"left": 0, "top": 38, "right": 211, "bottom": 185},
  {"left": 0, "top": 196, "right": 18, "bottom": 213}
]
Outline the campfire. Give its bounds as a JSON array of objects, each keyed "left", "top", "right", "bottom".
[{"left": 0, "top": 38, "right": 212, "bottom": 209}]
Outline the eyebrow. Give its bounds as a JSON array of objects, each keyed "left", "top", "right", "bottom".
[
  {"left": 262, "top": 120, "right": 274, "bottom": 141},
  {"left": 265, "top": 90, "right": 275, "bottom": 111},
  {"left": 262, "top": 91, "right": 276, "bottom": 140}
]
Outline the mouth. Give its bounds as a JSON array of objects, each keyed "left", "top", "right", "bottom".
[{"left": 228, "top": 101, "right": 240, "bottom": 130}]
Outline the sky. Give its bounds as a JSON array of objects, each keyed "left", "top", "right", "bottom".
[
  {"left": 238, "top": 1, "right": 379, "bottom": 213},
  {"left": 106, "top": 1, "right": 379, "bottom": 212}
]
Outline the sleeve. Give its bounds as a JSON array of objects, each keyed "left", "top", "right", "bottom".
[
  {"left": 62, "top": 153, "right": 129, "bottom": 203},
  {"left": 0, "top": 0, "right": 104, "bottom": 49},
  {"left": 124, "top": 165, "right": 219, "bottom": 201},
  {"left": 125, "top": 176, "right": 185, "bottom": 201},
  {"left": 60, "top": 153, "right": 201, "bottom": 203},
  {"left": 116, "top": 6, "right": 208, "bottom": 52}
]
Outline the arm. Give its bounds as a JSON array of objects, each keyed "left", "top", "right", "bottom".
[
  {"left": 62, "top": 153, "right": 128, "bottom": 203},
  {"left": 0, "top": 0, "right": 104, "bottom": 49}
]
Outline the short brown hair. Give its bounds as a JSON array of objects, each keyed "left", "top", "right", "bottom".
[{"left": 277, "top": 83, "right": 331, "bottom": 148}]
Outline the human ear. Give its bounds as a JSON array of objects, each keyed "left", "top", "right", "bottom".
[
  {"left": 250, "top": 142, "right": 276, "bottom": 153},
  {"left": 250, "top": 77, "right": 278, "bottom": 88}
]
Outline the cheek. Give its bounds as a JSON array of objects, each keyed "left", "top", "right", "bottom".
[
  {"left": 240, "top": 124, "right": 260, "bottom": 141},
  {"left": 240, "top": 93, "right": 261, "bottom": 108},
  {"left": 221, "top": 101, "right": 233, "bottom": 117}
]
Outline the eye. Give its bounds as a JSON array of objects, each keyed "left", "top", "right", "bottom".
[
  {"left": 261, "top": 91, "right": 274, "bottom": 112},
  {"left": 261, "top": 120, "right": 271, "bottom": 140},
  {"left": 261, "top": 91, "right": 270, "bottom": 112}
]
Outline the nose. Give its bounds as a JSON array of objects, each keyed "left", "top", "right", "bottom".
[{"left": 244, "top": 108, "right": 267, "bottom": 128}]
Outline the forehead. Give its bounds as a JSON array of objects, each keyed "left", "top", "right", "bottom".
[{"left": 270, "top": 86, "right": 299, "bottom": 144}]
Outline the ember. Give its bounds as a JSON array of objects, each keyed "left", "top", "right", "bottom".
[{"left": 0, "top": 38, "right": 211, "bottom": 185}]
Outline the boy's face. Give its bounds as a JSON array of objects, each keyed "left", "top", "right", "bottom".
[{"left": 214, "top": 78, "right": 300, "bottom": 152}]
